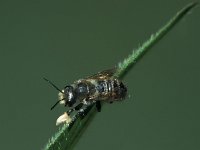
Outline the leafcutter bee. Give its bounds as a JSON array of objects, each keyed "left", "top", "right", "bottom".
[{"left": 44, "top": 68, "right": 127, "bottom": 116}]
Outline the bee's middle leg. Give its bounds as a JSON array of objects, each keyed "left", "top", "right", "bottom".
[{"left": 67, "top": 103, "right": 84, "bottom": 115}]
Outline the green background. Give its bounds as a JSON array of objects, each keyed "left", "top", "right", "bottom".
[{"left": 0, "top": 0, "right": 199, "bottom": 150}]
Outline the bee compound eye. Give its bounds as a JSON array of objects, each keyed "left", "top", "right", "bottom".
[{"left": 67, "top": 95, "right": 76, "bottom": 107}]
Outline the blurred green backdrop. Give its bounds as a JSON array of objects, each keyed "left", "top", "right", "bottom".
[{"left": 0, "top": 0, "right": 199, "bottom": 150}]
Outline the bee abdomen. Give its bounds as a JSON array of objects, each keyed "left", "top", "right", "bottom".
[
  {"left": 96, "top": 79, "right": 127, "bottom": 101},
  {"left": 112, "top": 79, "right": 127, "bottom": 100}
]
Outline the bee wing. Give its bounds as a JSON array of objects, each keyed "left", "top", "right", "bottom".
[{"left": 86, "top": 68, "right": 116, "bottom": 80}]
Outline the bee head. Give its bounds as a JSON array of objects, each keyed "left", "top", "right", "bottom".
[
  {"left": 43, "top": 78, "right": 76, "bottom": 110},
  {"left": 59, "top": 85, "right": 76, "bottom": 107}
]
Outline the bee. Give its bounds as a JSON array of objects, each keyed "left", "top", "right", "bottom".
[{"left": 44, "top": 68, "right": 127, "bottom": 114}]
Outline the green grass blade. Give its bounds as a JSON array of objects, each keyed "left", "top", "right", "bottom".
[
  {"left": 114, "top": 2, "right": 198, "bottom": 78},
  {"left": 43, "top": 2, "right": 198, "bottom": 150}
]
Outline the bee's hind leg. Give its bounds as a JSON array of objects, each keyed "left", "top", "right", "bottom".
[{"left": 96, "top": 101, "right": 101, "bottom": 112}]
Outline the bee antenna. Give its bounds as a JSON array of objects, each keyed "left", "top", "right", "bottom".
[
  {"left": 43, "top": 77, "right": 63, "bottom": 93},
  {"left": 50, "top": 100, "right": 63, "bottom": 110}
]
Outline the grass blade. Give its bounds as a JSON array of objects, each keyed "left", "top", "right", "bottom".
[{"left": 43, "top": 2, "right": 198, "bottom": 150}]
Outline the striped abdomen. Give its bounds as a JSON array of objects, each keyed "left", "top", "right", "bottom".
[{"left": 87, "top": 79, "right": 127, "bottom": 102}]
